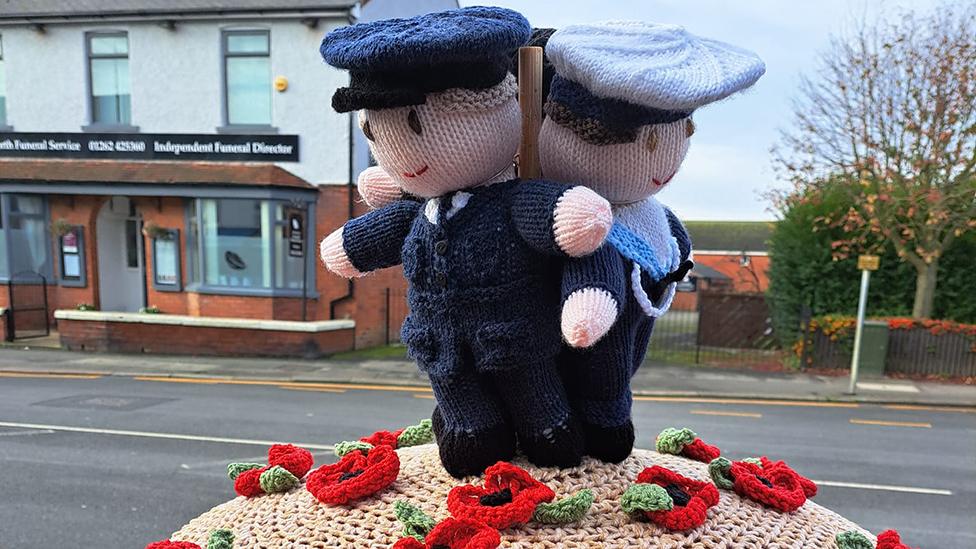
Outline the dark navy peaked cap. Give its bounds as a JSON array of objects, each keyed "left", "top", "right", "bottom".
[{"left": 320, "top": 6, "right": 531, "bottom": 112}]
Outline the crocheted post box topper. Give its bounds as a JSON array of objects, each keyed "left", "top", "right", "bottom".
[
  {"left": 540, "top": 21, "right": 764, "bottom": 463},
  {"left": 319, "top": 6, "right": 614, "bottom": 478}
]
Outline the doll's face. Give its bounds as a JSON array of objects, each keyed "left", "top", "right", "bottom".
[
  {"left": 359, "top": 78, "right": 521, "bottom": 199},
  {"left": 539, "top": 117, "right": 692, "bottom": 204}
]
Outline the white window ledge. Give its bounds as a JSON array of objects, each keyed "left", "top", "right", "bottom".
[{"left": 54, "top": 310, "right": 354, "bottom": 333}]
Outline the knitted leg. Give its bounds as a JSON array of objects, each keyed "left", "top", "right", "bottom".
[
  {"left": 489, "top": 361, "right": 584, "bottom": 468},
  {"left": 429, "top": 371, "right": 516, "bottom": 478}
]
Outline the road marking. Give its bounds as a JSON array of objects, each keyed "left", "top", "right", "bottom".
[
  {"left": 633, "top": 396, "right": 859, "bottom": 409},
  {"left": 278, "top": 385, "right": 346, "bottom": 393},
  {"left": 849, "top": 418, "right": 931, "bottom": 428},
  {"left": 812, "top": 479, "right": 952, "bottom": 496},
  {"left": 0, "top": 421, "right": 335, "bottom": 450},
  {"left": 134, "top": 376, "right": 432, "bottom": 393},
  {"left": 0, "top": 428, "right": 55, "bottom": 437},
  {"left": 690, "top": 409, "right": 762, "bottom": 418},
  {"left": 413, "top": 394, "right": 435, "bottom": 400},
  {"left": 0, "top": 372, "right": 102, "bottom": 380},
  {"left": 883, "top": 404, "right": 976, "bottom": 414}
]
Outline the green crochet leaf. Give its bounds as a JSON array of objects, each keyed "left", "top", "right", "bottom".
[
  {"left": 708, "top": 457, "right": 735, "bottom": 490},
  {"left": 397, "top": 419, "right": 434, "bottom": 448},
  {"left": 206, "top": 529, "right": 234, "bottom": 549},
  {"left": 258, "top": 465, "right": 300, "bottom": 493},
  {"left": 620, "top": 483, "right": 673, "bottom": 514},
  {"left": 742, "top": 457, "right": 763, "bottom": 466},
  {"left": 334, "top": 440, "right": 374, "bottom": 457},
  {"left": 226, "top": 462, "right": 263, "bottom": 481},
  {"left": 533, "top": 489, "right": 594, "bottom": 524},
  {"left": 655, "top": 427, "right": 697, "bottom": 454},
  {"left": 836, "top": 530, "right": 874, "bottom": 549},
  {"left": 394, "top": 500, "right": 436, "bottom": 541}
]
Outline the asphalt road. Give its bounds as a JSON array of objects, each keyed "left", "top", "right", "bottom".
[{"left": 0, "top": 372, "right": 973, "bottom": 548}]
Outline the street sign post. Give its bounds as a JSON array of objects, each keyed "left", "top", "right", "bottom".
[{"left": 848, "top": 255, "right": 880, "bottom": 394}]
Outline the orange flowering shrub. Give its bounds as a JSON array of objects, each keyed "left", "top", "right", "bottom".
[{"left": 799, "top": 315, "right": 976, "bottom": 358}]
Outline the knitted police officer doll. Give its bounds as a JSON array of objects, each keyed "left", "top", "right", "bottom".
[
  {"left": 541, "top": 22, "right": 766, "bottom": 462},
  {"left": 318, "top": 7, "right": 613, "bottom": 478}
]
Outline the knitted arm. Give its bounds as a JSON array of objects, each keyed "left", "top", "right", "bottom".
[
  {"left": 511, "top": 180, "right": 612, "bottom": 257},
  {"left": 320, "top": 200, "right": 420, "bottom": 277},
  {"left": 561, "top": 244, "right": 627, "bottom": 348}
]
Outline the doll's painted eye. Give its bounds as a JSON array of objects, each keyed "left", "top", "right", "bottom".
[
  {"left": 408, "top": 109, "right": 423, "bottom": 135},
  {"left": 685, "top": 118, "right": 696, "bottom": 138},
  {"left": 646, "top": 127, "right": 658, "bottom": 152},
  {"left": 361, "top": 118, "right": 376, "bottom": 142}
]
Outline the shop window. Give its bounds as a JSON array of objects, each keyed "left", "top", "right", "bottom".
[
  {"left": 0, "top": 35, "right": 7, "bottom": 127},
  {"left": 223, "top": 30, "right": 272, "bottom": 126},
  {"left": 186, "top": 198, "right": 310, "bottom": 295},
  {"left": 0, "top": 194, "right": 51, "bottom": 280},
  {"left": 88, "top": 32, "right": 131, "bottom": 126},
  {"left": 57, "top": 225, "right": 87, "bottom": 288},
  {"left": 150, "top": 228, "right": 181, "bottom": 291}
]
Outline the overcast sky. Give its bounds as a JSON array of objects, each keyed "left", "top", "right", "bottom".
[{"left": 460, "top": 0, "right": 940, "bottom": 221}]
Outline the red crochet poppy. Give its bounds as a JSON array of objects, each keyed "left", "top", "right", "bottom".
[
  {"left": 306, "top": 444, "right": 400, "bottom": 505},
  {"left": 729, "top": 460, "right": 807, "bottom": 512},
  {"left": 145, "top": 541, "right": 200, "bottom": 549},
  {"left": 757, "top": 457, "right": 817, "bottom": 497},
  {"left": 635, "top": 466, "right": 719, "bottom": 531},
  {"left": 447, "top": 462, "right": 555, "bottom": 529},
  {"left": 267, "top": 443, "right": 314, "bottom": 478},
  {"left": 682, "top": 438, "right": 721, "bottom": 463},
  {"left": 361, "top": 428, "right": 405, "bottom": 449},
  {"left": 233, "top": 466, "right": 268, "bottom": 497},
  {"left": 877, "top": 530, "right": 916, "bottom": 549},
  {"left": 391, "top": 518, "right": 501, "bottom": 549}
]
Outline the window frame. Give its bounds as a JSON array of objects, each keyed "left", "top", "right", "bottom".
[
  {"left": 184, "top": 197, "right": 315, "bottom": 297},
  {"left": 0, "top": 34, "right": 9, "bottom": 131},
  {"left": 151, "top": 228, "right": 182, "bottom": 292},
  {"left": 83, "top": 31, "right": 138, "bottom": 133},
  {"left": 57, "top": 225, "right": 87, "bottom": 288},
  {"left": 219, "top": 29, "right": 277, "bottom": 134},
  {"left": 0, "top": 193, "right": 54, "bottom": 282}
]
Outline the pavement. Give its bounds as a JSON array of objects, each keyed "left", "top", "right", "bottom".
[
  {"left": 0, "top": 372, "right": 973, "bottom": 548},
  {"left": 0, "top": 345, "right": 973, "bottom": 406}
]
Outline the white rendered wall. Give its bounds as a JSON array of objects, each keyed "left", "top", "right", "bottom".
[{"left": 1, "top": 19, "right": 350, "bottom": 185}]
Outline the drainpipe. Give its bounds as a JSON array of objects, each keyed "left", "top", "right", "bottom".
[{"left": 328, "top": 106, "right": 356, "bottom": 320}]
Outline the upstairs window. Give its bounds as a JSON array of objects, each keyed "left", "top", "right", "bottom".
[
  {"left": 88, "top": 32, "right": 131, "bottom": 126},
  {"left": 223, "top": 30, "right": 272, "bottom": 126},
  {"left": 0, "top": 36, "right": 6, "bottom": 126}
]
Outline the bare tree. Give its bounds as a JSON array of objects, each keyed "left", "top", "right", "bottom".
[{"left": 773, "top": 4, "right": 976, "bottom": 318}]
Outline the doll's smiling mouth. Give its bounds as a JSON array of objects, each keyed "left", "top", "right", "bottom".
[
  {"left": 402, "top": 164, "right": 430, "bottom": 178},
  {"left": 652, "top": 172, "right": 676, "bottom": 186}
]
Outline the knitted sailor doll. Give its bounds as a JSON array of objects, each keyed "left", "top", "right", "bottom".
[
  {"left": 318, "top": 7, "right": 613, "bottom": 478},
  {"left": 541, "top": 22, "right": 766, "bottom": 462}
]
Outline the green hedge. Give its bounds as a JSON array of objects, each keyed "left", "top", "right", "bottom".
[{"left": 767, "top": 184, "right": 976, "bottom": 346}]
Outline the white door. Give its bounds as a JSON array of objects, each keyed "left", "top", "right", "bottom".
[{"left": 96, "top": 196, "right": 145, "bottom": 312}]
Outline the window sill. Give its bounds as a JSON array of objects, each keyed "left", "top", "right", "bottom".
[
  {"left": 216, "top": 125, "right": 279, "bottom": 135},
  {"left": 81, "top": 124, "right": 140, "bottom": 133},
  {"left": 185, "top": 283, "right": 319, "bottom": 299}
]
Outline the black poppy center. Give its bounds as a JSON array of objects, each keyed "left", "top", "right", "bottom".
[
  {"left": 756, "top": 474, "right": 774, "bottom": 488},
  {"left": 664, "top": 483, "right": 691, "bottom": 507},
  {"left": 339, "top": 469, "right": 365, "bottom": 482},
  {"left": 478, "top": 487, "right": 513, "bottom": 507}
]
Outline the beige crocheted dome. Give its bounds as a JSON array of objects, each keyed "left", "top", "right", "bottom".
[{"left": 171, "top": 444, "right": 872, "bottom": 548}]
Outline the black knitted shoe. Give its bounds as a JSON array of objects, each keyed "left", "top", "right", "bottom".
[
  {"left": 582, "top": 420, "right": 635, "bottom": 464},
  {"left": 517, "top": 417, "right": 585, "bottom": 468},
  {"left": 431, "top": 406, "right": 517, "bottom": 478}
]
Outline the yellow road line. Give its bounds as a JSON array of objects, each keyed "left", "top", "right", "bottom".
[
  {"left": 134, "top": 376, "right": 432, "bottom": 393},
  {"left": 634, "top": 396, "right": 859, "bottom": 409},
  {"left": 413, "top": 394, "right": 435, "bottom": 400},
  {"left": 883, "top": 404, "right": 976, "bottom": 414},
  {"left": 278, "top": 385, "right": 346, "bottom": 393},
  {"left": 850, "top": 418, "right": 931, "bottom": 428},
  {"left": 690, "top": 409, "right": 762, "bottom": 418},
  {"left": 0, "top": 372, "right": 102, "bottom": 380}
]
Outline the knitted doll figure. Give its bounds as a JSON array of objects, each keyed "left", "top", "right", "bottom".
[
  {"left": 318, "top": 7, "right": 613, "bottom": 478},
  {"left": 540, "top": 22, "right": 766, "bottom": 462}
]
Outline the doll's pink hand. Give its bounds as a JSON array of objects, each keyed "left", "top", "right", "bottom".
[
  {"left": 553, "top": 186, "right": 612, "bottom": 257},
  {"left": 357, "top": 166, "right": 402, "bottom": 210},
  {"left": 561, "top": 288, "right": 618, "bottom": 348},
  {"left": 319, "top": 228, "right": 364, "bottom": 278}
]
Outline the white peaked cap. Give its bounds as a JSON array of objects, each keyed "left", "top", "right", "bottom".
[{"left": 546, "top": 21, "right": 766, "bottom": 111}]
